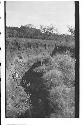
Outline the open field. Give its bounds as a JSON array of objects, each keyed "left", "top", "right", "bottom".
[
  {"left": 6, "top": 38, "right": 75, "bottom": 118},
  {"left": 6, "top": 37, "right": 75, "bottom": 48}
]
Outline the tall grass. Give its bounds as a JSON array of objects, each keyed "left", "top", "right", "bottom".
[{"left": 6, "top": 51, "right": 75, "bottom": 117}]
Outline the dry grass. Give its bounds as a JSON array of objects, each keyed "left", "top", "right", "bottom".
[{"left": 6, "top": 39, "right": 75, "bottom": 118}]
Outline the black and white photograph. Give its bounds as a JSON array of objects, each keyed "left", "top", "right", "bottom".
[{"left": 5, "top": 1, "right": 79, "bottom": 118}]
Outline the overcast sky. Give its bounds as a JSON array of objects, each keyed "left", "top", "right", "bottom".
[{"left": 6, "top": 1, "right": 75, "bottom": 34}]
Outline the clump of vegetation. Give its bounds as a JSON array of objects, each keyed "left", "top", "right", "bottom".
[
  {"left": 49, "top": 85, "right": 75, "bottom": 117},
  {"left": 6, "top": 82, "right": 31, "bottom": 117},
  {"left": 52, "top": 54, "right": 75, "bottom": 86}
]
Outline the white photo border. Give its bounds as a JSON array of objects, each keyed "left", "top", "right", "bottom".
[{"left": 0, "top": 0, "right": 82, "bottom": 125}]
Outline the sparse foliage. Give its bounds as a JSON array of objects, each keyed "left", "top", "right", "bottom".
[{"left": 67, "top": 26, "right": 75, "bottom": 37}]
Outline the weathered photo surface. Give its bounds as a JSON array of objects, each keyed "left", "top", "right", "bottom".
[{"left": 5, "top": 1, "right": 77, "bottom": 118}]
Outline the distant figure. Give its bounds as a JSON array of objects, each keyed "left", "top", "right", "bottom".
[
  {"left": 51, "top": 44, "right": 57, "bottom": 56},
  {"left": 44, "top": 44, "right": 46, "bottom": 50}
]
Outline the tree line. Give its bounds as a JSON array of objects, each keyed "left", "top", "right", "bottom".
[{"left": 6, "top": 24, "right": 75, "bottom": 40}]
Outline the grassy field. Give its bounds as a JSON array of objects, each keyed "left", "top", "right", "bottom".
[{"left": 6, "top": 38, "right": 75, "bottom": 118}]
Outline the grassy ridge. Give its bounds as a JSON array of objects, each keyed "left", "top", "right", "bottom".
[{"left": 6, "top": 37, "right": 75, "bottom": 48}]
